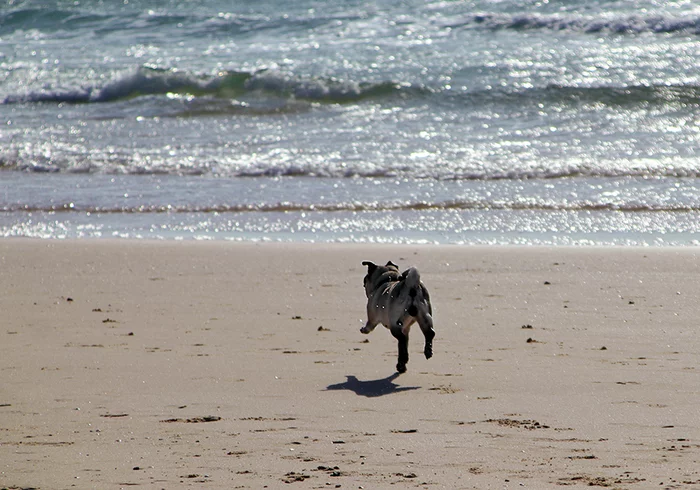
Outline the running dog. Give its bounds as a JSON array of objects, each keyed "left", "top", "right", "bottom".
[{"left": 361, "top": 260, "right": 435, "bottom": 373}]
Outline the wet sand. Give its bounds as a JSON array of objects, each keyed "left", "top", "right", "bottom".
[{"left": 1, "top": 240, "right": 699, "bottom": 489}]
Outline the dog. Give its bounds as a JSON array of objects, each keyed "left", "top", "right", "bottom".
[{"left": 361, "top": 260, "right": 434, "bottom": 373}]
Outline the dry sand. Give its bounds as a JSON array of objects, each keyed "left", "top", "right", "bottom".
[{"left": 1, "top": 240, "right": 699, "bottom": 489}]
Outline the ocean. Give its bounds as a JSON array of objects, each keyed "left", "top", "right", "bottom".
[{"left": 2, "top": 0, "right": 700, "bottom": 245}]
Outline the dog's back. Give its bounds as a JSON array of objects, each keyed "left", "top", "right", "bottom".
[
  {"left": 365, "top": 264, "right": 430, "bottom": 329},
  {"left": 361, "top": 260, "right": 435, "bottom": 373},
  {"left": 402, "top": 267, "right": 426, "bottom": 317}
]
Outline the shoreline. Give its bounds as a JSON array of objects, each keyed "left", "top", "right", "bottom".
[
  {"left": 1, "top": 240, "right": 699, "bottom": 489},
  {"left": 4, "top": 172, "right": 700, "bottom": 246}
]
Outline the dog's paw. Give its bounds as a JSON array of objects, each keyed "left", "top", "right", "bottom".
[
  {"left": 360, "top": 327, "right": 370, "bottom": 334},
  {"left": 424, "top": 341, "right": 433, "bottom": 359},
  {"left": 396, "top": 363, "right": 407, "bottom": 374}
]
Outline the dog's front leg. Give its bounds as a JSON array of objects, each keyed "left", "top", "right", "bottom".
[
  {"left": 360, "top": 320, "right": 378, "bottom": 334},
  {"left": 418, "top": 312, "right": 435, "bottom": 360},
  {"left": 390, "top": 326, "right": 409, "bottom": 373}
]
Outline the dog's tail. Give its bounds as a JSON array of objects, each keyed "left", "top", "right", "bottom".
[{"left": 403, "top": 267, "right": 422, "bottom": 317}]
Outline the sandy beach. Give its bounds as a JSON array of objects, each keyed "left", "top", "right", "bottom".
[{"left": 1, "top": 240, "right": 699, "bottom": 489}]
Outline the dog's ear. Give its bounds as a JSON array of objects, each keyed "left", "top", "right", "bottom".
[
  {"left": 386, "top": 260, "right": 398, "bottom": 268},
  {"left": 362, "top": 261, "right": 377, "bottom": 272}
]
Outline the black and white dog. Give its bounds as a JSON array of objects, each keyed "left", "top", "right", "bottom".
[{"left": 361, "top": 261, "right": 435, "bottom": 373}]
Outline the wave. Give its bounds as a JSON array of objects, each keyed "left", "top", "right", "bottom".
[
  {"left": 3, "top": 150, "right": 700, "bottom": 180},
  {"left": 4, "top": 63, "right": 699, "bottom": 114},
  {"left": 0, "top": 6, "right": 366, "bottom": 39},
  {"left": 0, "top": 8, "right": 92, "bottom": 34},
  {"left": 5, "top": 200, "right": 699, "bottom": 214},
  {"left": 444, "top": 12, "right": 700, "bottom": 35},
  {"left": 5, "top": 6, "right": 700, "bottom": 38},
  {"left": 458, "top": 82, "right": 700, "bottom": 109},
  {"left": 0, "top": 8, "right": 242, "bottom": 37},
  {"left": 233, "top": 161, "right": 700, "bottom": 180},
  {"left": 1, "top": 65, "right": 415, "bottom": 106}
]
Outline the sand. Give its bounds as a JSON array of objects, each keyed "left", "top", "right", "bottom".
[{"left": 1, "top": 240, "right": 699, "bottom": 489}]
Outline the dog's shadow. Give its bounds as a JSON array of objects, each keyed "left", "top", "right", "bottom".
[{"left": 325, "top": 373, "right": 419, "bottom": 398}]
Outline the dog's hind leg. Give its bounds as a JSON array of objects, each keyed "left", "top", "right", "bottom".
[
  {"left": 390, "top": 325, "right": 409, "bottom": 373},
  {"left": 417, "top": 312, "right": 435, "bottom": 360}
]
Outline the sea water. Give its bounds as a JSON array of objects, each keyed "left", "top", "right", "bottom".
[{"left": 2, "top": 0, "right": 700, "bottom": 244}]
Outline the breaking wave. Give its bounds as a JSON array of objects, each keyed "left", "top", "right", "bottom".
[
  {"left": 1, "top": 66, "right": 414, "bottom": 106},
  {"left": 444, "top": 12, "right": 700, "bottom": 35},
  {"left": 4, "top": 62, "right": 699, "bottom": 113},
  {"left": 3, "top": 149, "right": 700, "bottom": 180}
]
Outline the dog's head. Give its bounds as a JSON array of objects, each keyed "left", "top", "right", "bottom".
[{"left": 362, "top": 260, "right": 400, "bottom": 297}]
